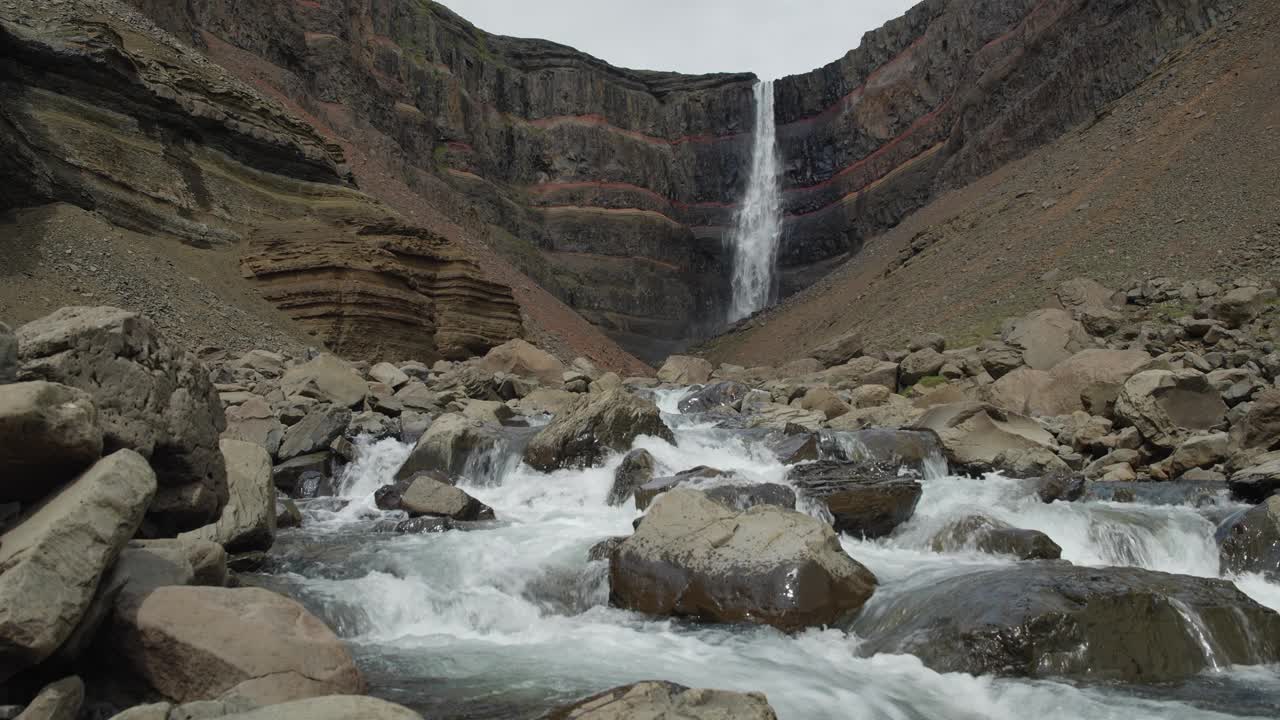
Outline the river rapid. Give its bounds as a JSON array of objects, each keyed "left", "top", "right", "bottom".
[{"left": 250, "top": 389, "right": 1280, "bottom": 719}]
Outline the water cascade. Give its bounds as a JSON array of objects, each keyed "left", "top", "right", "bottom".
[{"left": 728, "top": 80, "right": 784, "bottom": 322}]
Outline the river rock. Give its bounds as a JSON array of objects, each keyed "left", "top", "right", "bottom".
[
  {"left": 220, "top": 397, "right": 284, "bottom": 457},
  {"left": 276, "top": 494, "right": 302, "bottom": 529},
  {"left": 548, "top": 681, "right": 777, "bottom": 720},
  {"left": 657, "top": 355, "right": 713, "bottom": 385},
  {"left": 788, "top": 461, "right": 922, "bottom": 538},
  {"left": 744, "top": 403, "right": 825, "bottom": 431},
  {"left": 112, "top": 586, "right": 364, "bottom": 705},
  {"left": 677, "top": 381, "right": 749, "bottom": 414},
  {"left": 822, "top": 356, "right": 899, "bottom": 390},
  {"left": 16, "top": 306, "right": 227, "bottom": 532},
  {"left": 0, "top": 450, "right": 156, "bottom": 681},
  {"left": 399, "top": 473, "right": 494, "bottom": 521},
  {"left": 395, "top": 413, "right": 501, "bottom": 481},
  {"left": 15, "top": 676, "right": 83, "bottom": 720},
  {"left": 524, "top": 388, "right": 673, "bottom": 472},
  {"left": 811, "top": 331, "right": 865, "bottom": 368},
  {"left": 480, "top": 339, "right": 565, "bottom": 386},
  {"left": 609, "top": 489, "right": 877, "bottom": 630},
  {"left": 1229, "top": 451, "right": 1280, "bottom": 503},
  {"left": 1166, "top": 432, "right": 1230, "bottom": 477},
  {"left": 272, "top": 453, "right": 332, "bottom": 496},
  {"left": 1001, "top": 309, "right": 1092, "bottom": 371},
  {"left": 1037, "top": 468, "right": 1087, "bottom": 503},
  {"left": 608, "top": 448, "right": 655, "bottom": 506},
  {"left": 799, "top": 387, "right": 850, "bottom": 420},
  {"left": 929, "top": 515, "right": 1062, "bottom": 559},
  {"left": 1219, "top": 496, "right": 1280, "bottom": 580},
  {"left": 0, "top": 381, "right": 102, "bottom": 502},
  {"left": 854, "top": 563, "right": 1280, "bottom": 682},
  {"left": 911, "top": 402, "right": 1066, "bottom": 477},
  {"left": 277, "top": 405, "right": 351, "bottom": 461},
  {"left": 280, "top": 354, "right": 366, "bottom": 409},
  {"left": 1230, "top": 389, "right": 1280, "bottom": 452},
  {"left": 179, "top": 440, "right": 276, "bottom": 553},
  {"left": 1209, "top": 286, "right": 1267, "bottom": 328},
  {"left": 989, "top": 349, "right": 1154, "bottom": 417},
  {"left": 899, "top": 348, "right": 946, "bottom": 387},
  {"left": 1114, "top": 370, "right": 1227, "bottom": 449},
  {"left": 0, "top": 322, "right": 15, "bottom": 384}
]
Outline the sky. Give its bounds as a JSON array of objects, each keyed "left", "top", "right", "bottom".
[{"left": 442, "top": 0, "right": 921, "bottom": 81}]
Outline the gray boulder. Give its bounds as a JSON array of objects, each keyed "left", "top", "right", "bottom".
[
  {"left": 929, "top": 515, "right": 1062, "bottom": 559},
  {"left": 16, "top": 307, "right": 226, "bottom": 532},
  {"left": 394, "top": 413, "right": 500, "bottom": 481},
  {"left": 524, "top": 388, "right": 673, "bottom": 472},
  {"left": 220, "top": 397, "right": 284, "bottom": 458},
  {"left": 1229, "top": 452, "right": 1280, "bottom": 503},
  {"left": 1219, "top": 497, "right": 1280, "bottom": 580},
  {"left": 656, "top": 356, "right": 713, "bottom": 385},
  {"left": 368, "top": 362, "right": 410, "bottom": 390},
  {"left": 0, "top": 381, "right": 102, "bottom": 503},
  {"left": 179, "top": 440, "right": 276, "bottom": 553},
  {"left": 899, "top": 348, "right": 946, "bottom": 387},
  {"left": 788, "top": 461, "right": 922, "bottom": 538},
  {"left": 677, "top": 381, "right": 749, "bottom": 415},
  {"left": 1230, "top": 389, "right": 1280, "bottom": 452},
  {"left": 1114, "top": 370, "right": 1227, "bottom": 449},
  {"left": 185, "top": 696, "right": 423, "bottom": 720},
  {"left": 811, "top": 331, "right": 865, "bottom": 368},
  {"left": 398, "top": 473, "right": 494, "bottom": 521},
  {"left": 280, "top": 354, "right": 366, "bottom": 408},
  {"left": 277, "top": 406, "right": 351, "bottom": 461},
  {"left": 609, "top": 489, "right": 877, "bottom": 631},
  {"left": 0, "top": 450, "right": 156, "bottom": 681},
  {"left": 549, "top": 681, "right": 776, "bottom": 720},
  {"left": 1001, "top": 309, "right": 1093, "bottom": 371},
  {"left": 911, "top": 402, "right": 1067, "bottom": 477},
  {"left": 608, "top": 449, "right": 655, "bottom": 506}
]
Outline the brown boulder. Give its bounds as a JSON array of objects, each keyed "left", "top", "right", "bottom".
[
  {"left": 788, "top": 461, "right": 922, "bottom": 538},
  {"left": 280, "top": 354, "right": 366, "bottom": 409},
  {"left": 523, "top": 388, "right": 673, "bottom": 471},
  {"left": 810, "top": 331, "right": 865, "bottom": 368},
  {"left": 398, "top": 473, "right": 494, "bottom": 521},
  {"left": 1001, "top": 309, "right": 1092, "bottom": 371},
  {"left": 1114, "top": 370, "right": 1227, "bottom": 449},
  {"left": 479, "top": 339, "right": 565, "bottom": 386},
  {"left": 911, "top": 402, "right": 1066, "bottom": 477},
  {"left": 656, "top": 355, "right": 713, "bottom": 385},
  {"left": 1230, "top": 389, "right": 1280, "bottom": 452}
]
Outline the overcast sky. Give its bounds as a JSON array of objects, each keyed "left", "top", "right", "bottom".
[{"left": 442, "top": 0, "right": 920, "bottom": 81}]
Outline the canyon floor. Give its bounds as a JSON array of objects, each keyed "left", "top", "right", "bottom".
[{"left": 703, "top": 0, "right": 1279, "bottom": 367}]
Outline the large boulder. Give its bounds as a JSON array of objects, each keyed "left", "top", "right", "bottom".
[
  {"left": 220, "top": 397, "right": 285, "bottom": 458},
  {"left": 280, "top": 354, "right": 366, "bottom": 409},
  {"left": 1114, "top": 370, "right": 1228, "bottom": 449},
  {"left": 394, "top": 413, "right": 500, "bottom": 481},
  {"left": 810, "top": 331, "right": 865, "bottom": 368},
  {"left": 1001, "top": 309, "right": 1092, "bottom": 371},
  {"left": 820, "top": 356, "right": 899, "bottom": 390},
  {"left": 911, "top": 402, "right": 1066, "bottom": 477},
  {"left": 112, "top": 586, "right": 364, "bottom": 705},
  {"left": 524, "top": 388, "right": 673, "bottom": 472},
  {"left": 609, "top": 489, "right": 877, "bottom": 630},
  {"left": 276, "top": 405, "right": 351, "bottom": 461},
  {"left": 179, "top": 440, "right": 276, "bottom": 553},
  {"left": 0, "top": 381, "right": 102, "bottom": 502},
  {"left": 368, "top": 362, "right": 409, "bottom": 390},
  {"left": 16, "top": 307, "right": 227, "bottom": 532},
  {"left": 548, "top": 681, "right": 777, "bottom": 720},
  {"left": 855, "top": 564, "right": 1280, "bottom": 682},
  {"left": 479, "top": 339, "right": 565, "bottom": 386},
  {"left": 1229, "top": 451, "right": 1280, "bottom": 503},
  {"left": 607, "top": 448, "right": 655, "bottom": 506},
  {"left": 657, "top": 355, "right": 713, "bottom": 385},
  {"left": 788, "top": 461, "right": 922, "bottom": 538},
  {"left": 0, "top": 450, "right": 156, "bottom": 681},
  {"left": 929, "top": 515, "right": 1062, "bottom": 559},
  {"left": 1230, "top": 389, "right": 1280, "bottom": 452},
  {"left": 398, "top": 473, "right": 494, "bottom": 521},
  {"left": 898, "top": 348, "right": 946, "bottom": 387},
  {"left": 1219, "top": 497, "right": 1280, "bottom": 580},
  {"left": 799, "top": 387, "right": 850, "bottom": 420},
  {"left": 1209, "top": 286, "right": 1267, "bottom": 328},
  {"left": 988, "top": 350, "right": 1154, "bottom": 417}
]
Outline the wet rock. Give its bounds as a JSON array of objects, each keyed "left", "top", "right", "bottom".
[
  {"left": 395, "top": 413, "right": 500, "bottom": 481},
  {"left": 275, "top": 494, "right": 302, "bottom": 529},
  {"left": 765, "top": 430, "right": 820, "bottom": 464},
  {"left": 929, "top": 515, "right": 1062, "bottom": 559},
  {"left": 0, "top": 381, "right": 102, "bottom": 503},
  {"left": 811, "top": 331, "right": 865, "bottom": 368},
  {"left": 1037, "top": 468, "right": 1087, "bottom": 503},
  {"left": 788, "top": 461, "right": 922, "bottom": 538},
  {"left": 1001, "top": 309, "right": 1092, "bottom": 371},
  {"left": 0, "top": 450, "right": 156, "bottom": 681},
  {"left": 1115, "top": 370, "right": 1227, "bottom": 449},
  {"left": 1085, "top": 480, "right": 1231, "bottom": 507},
  {"left": 277, "top": 405, "right": 351, "bottom": 461},
  {"left": 112, "top": 586, "right": 365, "bottom": 705},
  {"left": 393, "top": 516, "right": 455, "bottom": 534},
  {"left": 657, "top": 355, "right": 713, "bottom": 385},
  {"left": 480, "top": 339, "right": 565, "bottom": 386},
  {"left": 588, "top": 537, "right": 626, "bottom": 563},
  {"left": 1218, "top": 497, "right": 1280, "bottom": 580},
  {"left": 398, "top": 411, "right": 432, "bottom": 444},
  {"left": 1229, "top": 451, "right": 1280, "bottom": 503},
  {"left": 854, "top": 563, "right": 1280, "bottom": 682},
  {"left": 702, "top": 483, "right": 797, "bottom": 513},
  {"left": 16, "top": 307, "right": 227, "bottom": 532},
  {"left": 280, "top": 354, "right": 366, "bottom": 409},
  {"left": 523, "top": 389, "right": 673, "bottom": 472},
  {"left": 633, "top": 467, "right": 730, "bottom": 510},
  {"left": 548, "top": 681, "right": 777, "bottom": 720},
  {"left": 272, "top": 453, "right": 332, "bottom": 496},
  {"left": 911, "top": 402, "right": 1066, "bottom": 477},
  {"left": 609, "top": 489, "right": 877, "bottom": 631},
  {"left": 221, "top": 397, "right": 284, "bottom": 457},
  {"left": 15, "top": 676, "right": 83, "bottom": 720},
  {"left": 677, "top": 381, "right": 749, "bottom": 414},
  {"left": 180, "top": 440, "right": 276, "bottom": 553},
  {"left": 399, "top": 473, "right": 494, "bottom": 521},
  {"left": 744, "top": 402, "right": 826, "bottom": 431},
  {"left": 608, "top": 449, "right": 655, "bottom": 506}
]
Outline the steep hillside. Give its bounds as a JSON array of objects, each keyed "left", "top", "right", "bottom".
[{"left": 703, "top": 0, "right": 1278, "bottom": 366}]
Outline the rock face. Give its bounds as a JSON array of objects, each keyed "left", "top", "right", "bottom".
[
  {"left": 112, "top": 586, "right": 364, "bottom": 705},
  {"left": 180, "top": 440, "right": 276, "bottom": 553},
  {"left": 524, "top": 389, "right": 673, "bottom": 471},
  {"left": 0, "top": 450, "right": 156, "bottom": 681},
  {"left": 609, "top": 489, "right": 877, "bottom": 630},
  {"left": 0, "top": 381, "right": 102, "bottom": 502},
  {"left": 1, "top": 2, "right": 521, "bottom": 364},
  {"left": 548, "top": 681, "right": 777, "bottom": 720},
  {"left": 787, "top": 461, "right": 922, "bottom": 539},
  {"left": 16, "top": 307, "right": 227, "bottom": 532},
  {"left": 855, "top": 564, "right": 1280, "bottom": 682},
  {"left": 1115, "top": 370, "right": 1228, "bottom": 449}
]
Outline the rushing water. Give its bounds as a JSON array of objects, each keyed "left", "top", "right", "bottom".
[
  {"left": 256, "top": 390, "right": 1280, "bottom": 720},
  {"left": 728, "top": 80, "right": 784, "bottom": 323}
]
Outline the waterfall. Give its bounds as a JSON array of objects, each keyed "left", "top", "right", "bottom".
[{"left": 728, "top": 80, "right": 783, "bottom": 323}]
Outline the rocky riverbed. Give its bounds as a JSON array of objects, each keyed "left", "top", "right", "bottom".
[{"left": 1, "top": 274, "right": 1279, "bottom": 719}]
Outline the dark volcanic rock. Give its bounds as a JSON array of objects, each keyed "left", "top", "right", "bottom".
[
  {"left": 854, "top": 563, "right": 1280, "bottom": 682},
  {"left": 788, "top": 461, "right": 922, "bottom": 538}
]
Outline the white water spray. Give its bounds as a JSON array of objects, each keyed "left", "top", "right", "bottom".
[{"left": 729, "top": 80, "right": 783, "bottom": 322}]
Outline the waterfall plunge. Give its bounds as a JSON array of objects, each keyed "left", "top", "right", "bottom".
[{"left": 728, "top": 80, "right": 783, "bottom": 323}]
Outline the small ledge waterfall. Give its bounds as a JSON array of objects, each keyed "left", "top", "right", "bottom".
[{"left": 728, "top": 80, "right": 783, "bottom": 323}]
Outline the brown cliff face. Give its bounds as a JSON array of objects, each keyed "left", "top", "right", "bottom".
[{"left": 0, "top": 0, "right": 521, "bottom": 363}]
